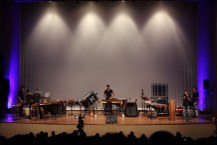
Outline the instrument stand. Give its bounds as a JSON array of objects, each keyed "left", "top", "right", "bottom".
[
  {"left": 105, "top": 102, "right": 117, "bottom": 124},
  {"left": 11, "top": 105, "right": 22, "bottom": 120},
  {"left": 68, "top": 104, "right": 74, "bottom": 116},
  {"left": 106, "top": 114, "right": 117, "bottom": 124},
  {"left": 74, "top": 101, "right": 84, "bottom": 119},
  {"left": 205, "top": 90, "right": 210, "bottom": 114},
  {"left": 67, "top": 100, "right": 80, "bottom": 117}
]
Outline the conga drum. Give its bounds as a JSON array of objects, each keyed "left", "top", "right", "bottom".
[{"left": 169, "top": 100, "right": 176, "bottom": 120}]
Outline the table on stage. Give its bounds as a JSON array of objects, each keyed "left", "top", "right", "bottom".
[
  {"left": 31, "top": 100, "right": 67, "bottom": 119},
  {"left": 142, "top": 100, "right": 168, "bottom": 118},
  {"left": 66, "top": 100, "right": 82, "bottom": 116}
]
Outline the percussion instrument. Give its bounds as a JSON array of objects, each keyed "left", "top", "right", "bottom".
[{"left": 81, "top": 91, "right": 99, "bottom": 109}]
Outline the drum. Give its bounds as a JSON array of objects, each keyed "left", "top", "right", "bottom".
[
  {"left": 176, "top": 106, "right": 183, "bottom": 115},
  {"left": 81, "top": 91, "right": 98, "bottom": 109},
  {"left": 169, "top": 100, "right": 176, "bottom": 120},
  {"left": 25, "top": 107, "right": 30, "bottom": 117}
]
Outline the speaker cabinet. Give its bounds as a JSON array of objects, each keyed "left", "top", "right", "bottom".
[
  {"left": 125, "top": 102, "right": 138, "bottom": 117},
  {"left": 0, "top": 79, "right": 9, "bottom": 113},
  {"left": 203, "top": 79, "right": 210, "bottom": 90}
]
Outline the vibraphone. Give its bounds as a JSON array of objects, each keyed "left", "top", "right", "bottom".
[{"left": 101, "top": 98, "right": 128, "bottom": 115}]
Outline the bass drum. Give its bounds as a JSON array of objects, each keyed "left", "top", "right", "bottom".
[{"left": 81, "top": 91, "right": 98, "bottom": 109}]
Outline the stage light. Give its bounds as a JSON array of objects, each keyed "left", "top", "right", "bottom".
[{"left": 8, "top": 5, "right": 20, "bottom": 109}]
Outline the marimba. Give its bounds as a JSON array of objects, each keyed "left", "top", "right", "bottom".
[{"left": 101, "top": 98, "right": 127, "bottom": 114}]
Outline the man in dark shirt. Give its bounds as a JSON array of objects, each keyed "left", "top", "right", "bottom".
[
  {"left": 33, "top": 89, "right": 41, "bottom": 104},
  {"left": 181, "top": 89, "right": 190, "bottom": 121},
  {"left": 103, "top": 85, "right": 115, "bottom": 114},
  {"left": 17, "top": 86, "right": 25, "bottom": 117},
  {"left": 25, "top": 89, "right": 33, "bottom": 119},
  {"left": 32, "top": 89, "right": 42, "bottom": 118},
  {"left": 25, "top": 89, "right": 32, "bottom": 106},
  {"left": 192, "top": 87, "right": 199, "bottom": 117}
]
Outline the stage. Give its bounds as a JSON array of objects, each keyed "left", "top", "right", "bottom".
[{"left": 0, "top": 110, "right": 216, "bottom": 140}]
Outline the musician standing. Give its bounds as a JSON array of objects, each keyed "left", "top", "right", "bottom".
[
  {"left": 33, "top": 89, "right": 41, "bottom": 104},
  {"left": 25, "top": 89, "right": 33, "bottom": 106},
  {"left": 17, "top": 86, "right": 25, "bottom": 117},
  {"left": 192, "top": 87, "right": 199, "bottom": 117},
  {"left": 181, "top": 89, "right": 190, "bottom": 121},
  {"left": 103, "top": 84, "right": 115, "bottom": 115},
  {"left": 32, "top": 89, "right": 42, "bottom": 118},
  {"left": 25, "top": 89, "right": 32, "bottom": 119}
]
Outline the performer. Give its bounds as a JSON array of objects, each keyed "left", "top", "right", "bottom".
[
  {"left": 103, "top": 84, "right": 115, "bottom": 115},
  {"left": 32, "top": 88, "right": 42, "bottom": 118},
  {"left": 33, "top": 89, "right": 41, "bottom": 104},
  {"left": 25, "top": 89, "right": 32, "bottom": 119},
  {"left": 181, "top": 89, "right": 191, "bottom": 121},
  {"left": 25, "top": 89, "right": 33, "bottom": 106},
  {"left": 192, "top": 87, "right": 199, "bottom": 117},
  {"left": 17, "top": 86, "right": 25, "bottom": 117}
]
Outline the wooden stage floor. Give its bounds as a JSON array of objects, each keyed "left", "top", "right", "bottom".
[
  {"left": 0, "top": 110, "right": 214, "bottom": 125},
  {"left": 0, "top": 111, "right": 216, "bottom": 140}
]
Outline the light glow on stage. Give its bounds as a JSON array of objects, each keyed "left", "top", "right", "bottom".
[
  {"left": 197, "top": 4, "right": 211, "bottom": 111},
  {"left": 7, "top": 5, "right": 20, "bottom": 109},
  {"left": 21, "top": 2, "right": 197, "bottom": 107},
  {"left": 74, "top": 12, "right": 105, "bottom": 50},
  {"left": 141, "top": 8, "right": 195, "bottom": 100},
  {"left": 100, "top": 12, "right": 141, "bottom": 56}
]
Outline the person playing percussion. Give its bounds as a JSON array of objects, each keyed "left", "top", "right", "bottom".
[
  {"left": 33, "top": 89, "right": 41, "bottom": 104},
  {"left": 103, "top": 84, "right": 115, "bottom": 115},
  {"left": 17, "top": 86, "right": 26, "bottom": 117}
]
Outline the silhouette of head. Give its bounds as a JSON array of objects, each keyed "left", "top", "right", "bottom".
[{"left": 149, "top": 131, "right": 177, "bottom": 145}]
